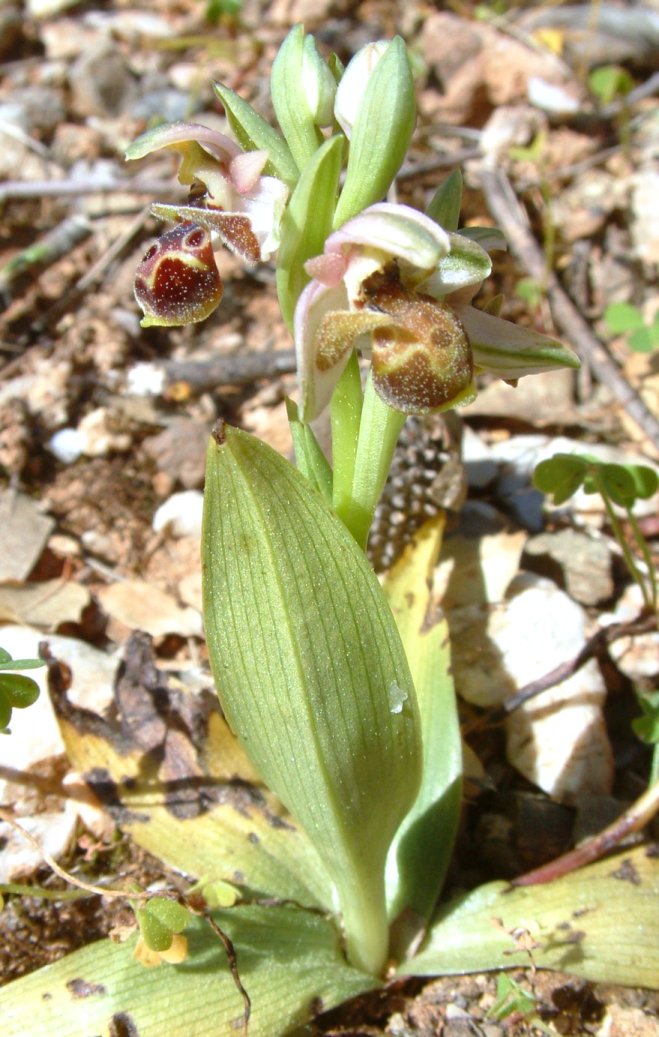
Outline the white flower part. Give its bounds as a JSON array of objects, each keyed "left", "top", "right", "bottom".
[
  {"left": 229, "top": 150, "right": 269, "bottom": 194},
  {"left": 294, "top": 279, "right": 352, "bottom": 421},
  {"left": 125, "top": 121, "right": 241, "bottom": 164},
  {"left": 321, "top": 203, "right": 451, "bottom": 287},
  {"left": 334, "top": 41, "right": 389, "bottom": 138},
  {"left": 240, "top": 175, "right": 290, "bottom": 259}
]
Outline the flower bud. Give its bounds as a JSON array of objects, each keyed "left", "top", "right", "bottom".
[
  {"left": 302, "top": 34, "right": 337, "bottom": 127},
  {"left": 134, "top": 223, "right": 223, "bottom": 328},
  {"left": 334, "top": 41, "right": 388, "bottom": 139}
]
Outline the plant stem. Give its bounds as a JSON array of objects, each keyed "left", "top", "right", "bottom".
[
  {"left": 626, "top": 508, "right": 657, "bottom": 612},
  {"left": 335, "top": 374, "right": 406, "bottom": 550},
  {"left": 596, "top": 475, "right": 653, "bottom": 610},
  {"left": 331, "top": 351, "right": 363, "bottom": 517},
  {"left": 338, "top": 866, "right": 389, "bottom": 975}
]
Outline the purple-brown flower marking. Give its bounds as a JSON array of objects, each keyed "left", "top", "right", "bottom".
[
  {"left": 362, "top": 267, "right": 473, "bottom": 414},
  {"left": 134, "top": 223, "right": 223, "bottom": 328},
  {"left": 295, "top": 202, "right": 580, "bottom": 421},
  {"left": 127, "top": 121, "right": 289, "bottom": 327}
]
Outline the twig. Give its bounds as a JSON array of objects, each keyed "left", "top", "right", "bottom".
[
  {"left": 463, "top": 613, "right": 657, "bottom": 736},
  {"left": 206, "top": 914, "right": 251, "bottom": 1036},
  {"left": 160, "top": 349, "right": 298, "bottom": 394},
  {"left": 512, "top": 779, "right": 659, "bottom": 886},
  {"left": 479, "top": 168, "right": 659, "bottom": 450},
  {"left": 0, "top": 807, "right": 153, "bottom": 901},
  {"left": 0, "top": 215, "right": 93, "bottom": 300},
  {"left": 0, "top": 178, "right": 184, "bottom": 203}
]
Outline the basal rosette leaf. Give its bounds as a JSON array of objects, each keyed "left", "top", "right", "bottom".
[{"left": 202, "top": 424, "right": 422, "bottom": 974}]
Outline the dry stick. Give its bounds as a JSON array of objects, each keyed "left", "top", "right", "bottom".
[
  {"left": 205, "top": 914, "right": 251, "bottom": 1036},
  {"left": 462, "top": 613, "right": 658, "bottom": 738},
  {"left": 0, "top": 178, "right": 182, "bottom": 202},
  {"left": 513, "top": 779, "right": 659, "bottom": 887},
  {"left": 0, "top": 214, "right": 93, "bottom": 298},
  {"left": 0, "top": 807, "right": 153, "bottom": 901},
  {"left": 479, "top": 168, "right": 659, "bottom": 450}
]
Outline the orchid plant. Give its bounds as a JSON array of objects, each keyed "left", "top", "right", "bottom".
[{"left": 2, "top": 25, "right": 658, "bottom": 1037}]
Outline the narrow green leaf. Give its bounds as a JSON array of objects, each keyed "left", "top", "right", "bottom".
[
  {"left": 407, "top": 845, "right": 659, "bottom": 988},
  {"left": 212, "top": 82, "right": 299, "bottom": 188},
  {"left": 0, "top": 906, "right": 377, "bottom": 1037},
  {"left": 383, "top": 518, "right": 462, "bottom": 937},
  {"left": 426, "top": 170, "right": 463, "bottom": 232},
  {"left": 276, "top": 134, "right": 343, "bottom": 328},
  {"left": 202, "top": 424, "right": 422, "bottom": 973}
]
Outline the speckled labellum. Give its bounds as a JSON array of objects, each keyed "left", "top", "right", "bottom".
[{"left": 134, "top": 222, "right": 223, "bottom": 328}]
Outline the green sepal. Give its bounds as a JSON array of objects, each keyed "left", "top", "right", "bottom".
[
  {"left": 426, "top": 170, "right": 463, "bottom": 232},
  {"left": 276, "top": 134, "right": 343, "bottom": 328},
  {"left": 202, "top": 424, "right": 422, "bottom": 974},
  {"left": 212, "top": 82, "right": 299, "bottom": 188},
  {"left": 333, "top": 37, "right": 416, "bottom": 228}
]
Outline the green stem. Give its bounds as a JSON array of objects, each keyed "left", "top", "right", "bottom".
[
  {"left": 627, "top": 508, "right": 657, "bottom": 612},
  {"left": 596, "top": 475, "right": 652, "bottom": 610},
  {"left": 338, "top": 865, "right": 389, "bottom": 975},
  {"left": 336, "top": 374, "right": 406, "bottom": 551},
  {"left": 331, "top": 351, "right": 363, "bottom": 518}
]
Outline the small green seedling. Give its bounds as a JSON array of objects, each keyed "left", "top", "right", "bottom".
[
  {"left": 533, "top": 453, "right": 658, "bottom": 611},
  {"left": 487, "top": 974, "right": 558, "bottom": 1035},
  {"left": 134, "top": 896, "right": 191, "bottom": 965},
  {"left": 0, "top": 647, "right": 43, "bottom": 732},
  {"left": 588, "top": 64, "right": 634, "bottom": 107},
  {"left": 604, "top": 301, "right": 659, "bottom": 354}
]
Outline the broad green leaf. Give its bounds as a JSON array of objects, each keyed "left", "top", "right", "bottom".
[
  {"left": 532, "top": 454, "right": 586, "bottom": 505},
  {"left": 52, "top": 678, "right": 335, "bottom": 911},
  {"left": 202, "top": 424, "right": 422, "bottom": 973},
  {"left": 0, "top": 671, "right": 40, "bottom": 707},
  {"left": 600, "top": 462, "right": 636, "bottom": 506},
  {"left": 407, "top": 845, "right": 659, "bottom": 988},
  {"left": 603, "top": 301, "right": 645, "bottom": 334},
  {"left": 276, "top": 134, "right": 343, "bottom": 328},
  {"left": 212, "top": 82, "right": 299, "bottom": 188},
  {"left": 426, "top": 170, "right": 463, "bottom": 232},
  {"left": 626, "top": 463, "right": 659, "bottom": 500},
  {"left": 0, "top": 905, "right": 377, "bottom": 1037},
  {"left": 383, "top": 517, "right": 462, "bottom": 938}
]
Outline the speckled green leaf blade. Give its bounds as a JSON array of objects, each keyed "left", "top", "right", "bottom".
[
  {"left": 202, "top": 424, "right": 422, "bottom": 973},
  {"left": 407, "top": 845, "right": 659, "bottom": 988},
  {"left": 0, "top": 905, "right": 377, "bottom": 1037},
  {"left": 383, "top": 517, "right": 462, "bottom": 930}
]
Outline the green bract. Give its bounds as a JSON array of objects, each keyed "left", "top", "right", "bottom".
[{"left": 202, "top": 424, "right": 422, "bottom": 975}]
